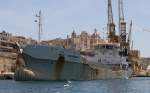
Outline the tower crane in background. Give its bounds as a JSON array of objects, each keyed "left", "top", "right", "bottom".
[{"left": 107, "top": 0, "right": 117, "bottom": 43}]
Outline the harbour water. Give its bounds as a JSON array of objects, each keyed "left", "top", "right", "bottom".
[{"left": 0, "top": 77, "right": 149, "bottom": 93}]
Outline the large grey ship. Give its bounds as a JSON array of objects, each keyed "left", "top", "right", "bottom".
[{"left": 14, "top": 42, "right": 132, "bottom": 81}]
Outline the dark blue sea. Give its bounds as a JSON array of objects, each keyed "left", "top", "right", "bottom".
[{"left": 0, "top": 77, "right": 150, "bottom": 93}]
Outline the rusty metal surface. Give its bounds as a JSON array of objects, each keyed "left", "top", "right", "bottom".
[{"left": 54, "top": 55, "right": 65, "bottom": 80}]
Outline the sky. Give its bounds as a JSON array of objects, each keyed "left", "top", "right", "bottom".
[{"left": 0, "top": 0, "right": 150, "bottom": 57}]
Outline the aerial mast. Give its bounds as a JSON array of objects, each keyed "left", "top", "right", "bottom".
[
  {"left": 107, "top": 0, "right": 116, "bottom": 43},
  {"left": 35, "top": 10, "right": 42, "bottom": 43}
]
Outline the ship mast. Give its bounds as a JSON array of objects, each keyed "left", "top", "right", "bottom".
[{"left": 35, "top": 10, "right": 42, "bottom": 43}]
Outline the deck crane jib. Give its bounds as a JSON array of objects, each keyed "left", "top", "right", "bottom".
[{"left": 107, "top": 0, "right": 116, "bottom": 43}]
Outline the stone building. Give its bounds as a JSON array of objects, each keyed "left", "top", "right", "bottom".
[
  {"left": 65, "top": 31, "right": 91, "bottom": 51},
  {"left": 90, "top": 29, "right": 102, "bottom": 49},
  {"left": 40, "top": 29, "right": 104, "bottom": 51},
  {"left": 9, "top": 36, "right": 37, "bottom": 46},
  {"left": 10, "top": 36, "right": 26, "bottom": 45},
  {"left": 0, "top": 31, "right": 12, "bottom": 41},
  {"left": 65, "top": 29, "right": 103, "bottom": 51}
]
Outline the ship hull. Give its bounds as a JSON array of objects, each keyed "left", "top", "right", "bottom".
[{"left": 14, "top": 53, "right": 132, "bottom": 81}]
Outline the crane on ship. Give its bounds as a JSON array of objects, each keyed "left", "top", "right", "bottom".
[
  {"left": 107, "top": 0, "right": 118, "bottom": 43},
  {"left": 119, "top": 0, "right": 126, "bottom": 43}
]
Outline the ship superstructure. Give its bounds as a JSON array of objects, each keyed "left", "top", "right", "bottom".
[{"left": 83, "top": 43, "right": 132, "bottom": 79}]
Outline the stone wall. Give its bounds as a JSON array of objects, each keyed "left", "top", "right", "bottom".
[{"left": 0, "top": 54, "right": 17, "bottom": 73}]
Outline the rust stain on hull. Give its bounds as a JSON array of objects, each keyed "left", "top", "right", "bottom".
[{"left": 54, "top": 55, "right": 65, "bottom": 80}]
